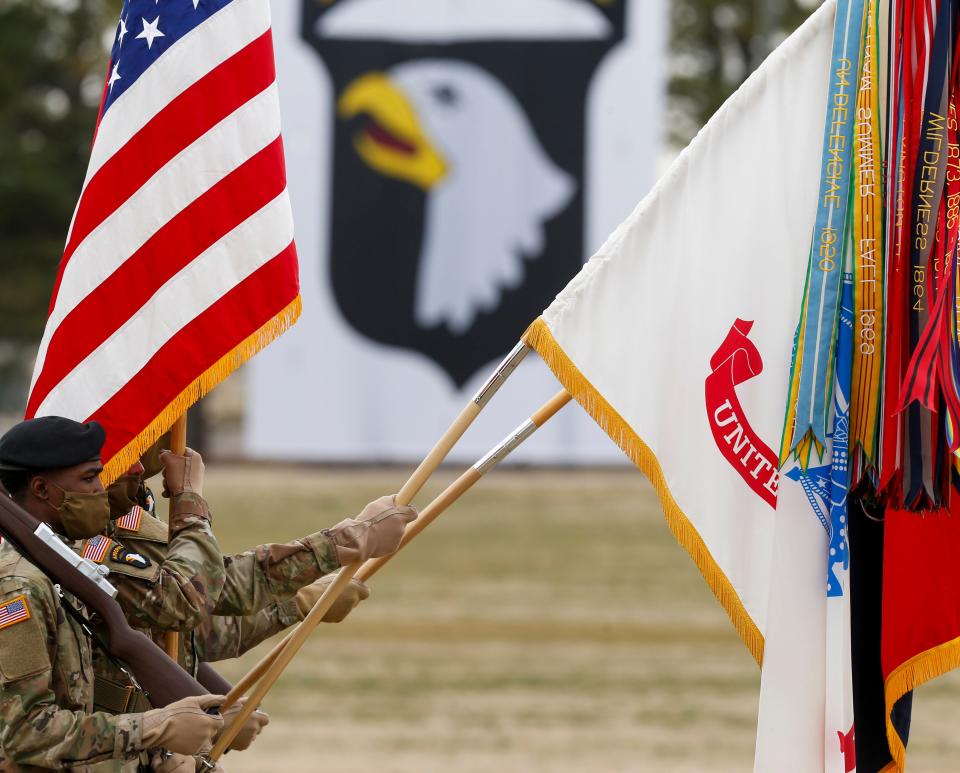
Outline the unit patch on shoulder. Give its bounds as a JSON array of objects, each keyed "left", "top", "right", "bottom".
[
  {"left": 117, "top": 506, "right": 144, "bottom": 532},
  {"left": 0, "top": 595, "right": 31, "bottom": 631},
  {"left": 110, "top": 544, "right": 151, "bottom": 570},
  {"left": 82, "top": 535, "right": 113, "bottom": 564}
]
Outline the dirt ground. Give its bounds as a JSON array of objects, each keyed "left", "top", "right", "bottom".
[{"left": 200, "top": 466, "right": 960, "bottom": 772}]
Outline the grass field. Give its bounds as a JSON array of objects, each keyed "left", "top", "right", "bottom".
[{"left": 202, "top": 466, "right": 960, "bottom": 772}]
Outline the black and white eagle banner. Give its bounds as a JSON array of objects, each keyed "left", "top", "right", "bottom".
[{"left": 247, "top": 0, "right": 664, "bottom": 462}]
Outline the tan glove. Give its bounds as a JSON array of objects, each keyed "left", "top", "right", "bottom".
[
  {"left": 149, "top": 752, "right": 195, "bottom": 773},
  {"left": 159, "top": 447, "right": 205, "bottom": 498},
  {"left": 324, "top": 495, "right": 417, "bottom": 566},
  {"left": 141, "top": 694, "right": 224, "bottom": 756},
  {"left": 295, "top": 575, "right": 370, "bottom": 622},
  {"left": 218, "top": 698, "right": 269, "bottom": 752}
]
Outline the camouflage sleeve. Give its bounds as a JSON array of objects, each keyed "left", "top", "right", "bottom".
[
  {"left": 0, "top": 579, "right": 143, "bottom": 768},
  {"left": 193, "top": 600, "right": 301, "bottom": 663},
  {"left": 214, "top": 530, "right": 340, "bottom": 616},
  {"left": 115, "top": 493, "right": 226, "bottom": 631}
]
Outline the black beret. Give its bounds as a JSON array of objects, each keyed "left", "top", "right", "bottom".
[{"left": 0, "top": 417, "right": 105, "bottom": 472}]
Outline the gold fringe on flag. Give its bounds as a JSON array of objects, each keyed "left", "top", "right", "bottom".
[
  {"left": 883, "top": 633, "right": 960, "bottom": 772},
  {"left": 523, "top": 316, "right": 764, "bottom": 666},
  {"left": 100, "top": 295, "right": 302, "bottom": 486}
]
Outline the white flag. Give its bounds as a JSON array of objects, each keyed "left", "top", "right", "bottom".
[{"left": 522, "top": 2, "right": 852, "bottom": 769}]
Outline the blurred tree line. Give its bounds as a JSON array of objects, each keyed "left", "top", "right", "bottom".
[
  {"left": 0, "top": 0, "right": 120, "bottom": 407},
  {"left": 0, "top": 0, "right": 120, "bottom": 340},
  {"left": 668, "top": 0, "right": 820, "bottom": 145},
  {"left": 0, "top": 0, "right": 818, "bottom": 408}
]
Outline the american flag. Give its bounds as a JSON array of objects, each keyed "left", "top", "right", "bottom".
[
  {"left": 83, "top": 535, "right": 113, "bottom": 564},
  {"left": 117, "top": 505, "right": 144, "bottom": 532},
  {"left": 25, "top": 0, "right": 299, "bottom": 483},
  {"left": 0, "top": 596, "right": 31, "bottom": 630}
]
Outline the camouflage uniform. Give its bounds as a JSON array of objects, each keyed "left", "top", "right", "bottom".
[
  {"left": 132, "top": 507, "right": 339, "bottom": 674},
  {"left": 0, "top": 542, "right": 145, "bottom": 772},
  {"left": 74, "top": 491, "right": 223, "bottom": 735},
  {"left": 104, "top": 497, "right": 339, "bottom": 627},
  {"left": 187, "top": 529, "right": 341, "bottom": 675},
  {"left": 102, "top": 493, "right": 225, "bottom": 633},
  {"left": 184, "top": 596, "right": 301, "bottom": 676},
  {"left": 89, "top": 501, "right": 340, "bottom": 699}
]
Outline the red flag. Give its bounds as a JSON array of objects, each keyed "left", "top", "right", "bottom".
[{"left": 882, "top": 501, "right": 960, "bottom": 769}]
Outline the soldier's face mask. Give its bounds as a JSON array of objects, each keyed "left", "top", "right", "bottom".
[
  {"left": 47, "top": 481, "right": 111, "bottom": 540},
  {"left": 107, "top": 475, "right": 141, "bottom": 519}
]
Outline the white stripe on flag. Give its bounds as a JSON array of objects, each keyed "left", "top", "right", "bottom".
[
  {"left": 31, "top": 83, "right": 282, "bottom": 392},
  {"left": 36, "top": 190, "right": 294, "bottom": 419}
]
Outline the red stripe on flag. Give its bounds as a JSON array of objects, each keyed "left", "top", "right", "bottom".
[
  {"left": 26, "top": 138, "right": 288, "bottom": 417},
  {"left": 92, "top": 245, "right": 299, "bottom": 464},
  {"left": 51, "top": 30, "right": 276, "bottom": 311}
]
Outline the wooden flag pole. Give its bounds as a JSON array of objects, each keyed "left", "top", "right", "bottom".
[
  {"left": 164, "top": 414, "right": 188, "bottom": 660},
  {"left": 357, "top": 390, "right": 572, "bottom": 582},
  {"left": 214, "top": 341, "right": 529, "bottom": 713},
  {"left": 395, "top": 340, "right": 529, "bottom": 505},
  {"left": 212, "top": 342, "right": 527, "bottom": 715},
  {"left": 209, "top": 389, "right": 571, "bottom": 758}
]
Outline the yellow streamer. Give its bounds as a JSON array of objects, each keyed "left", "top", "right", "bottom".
[{"left": 850, "top": 0, "right": 884, "bottom": 462}]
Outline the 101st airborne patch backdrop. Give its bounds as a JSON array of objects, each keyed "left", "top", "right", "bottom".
[{"left": 246, "top": 0, "right": 665, "bottom": 463}]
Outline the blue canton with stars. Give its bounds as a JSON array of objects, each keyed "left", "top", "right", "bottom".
[
  {"left": 785, "top": 274, "right": 854, "bottom": 599},
  {"left": 103, "top": 0, "right": 237, "bottom": 116}
]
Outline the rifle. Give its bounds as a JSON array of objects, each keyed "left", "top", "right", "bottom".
[
  {"left": 0, "top": 486, "right": 208, "bottom": 707},
  {"left": 197, "top": 662, "right": 233, "bottom": 694}
]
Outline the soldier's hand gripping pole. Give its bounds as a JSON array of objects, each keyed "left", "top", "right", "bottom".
[{"left": 209, "top": 389, "right": 571, "bottom": 759}]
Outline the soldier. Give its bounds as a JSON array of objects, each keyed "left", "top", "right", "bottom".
[
  {"left": 88, "top": 449, "right": 226, "bottom": 635},
  {"left": 85, "top": 452, "right": 269, "bottom": 764},
  {"left": 100, "top": 444, "right": 405, "bottom": 641},
  {"left": 0, "top": 417, "right": 224, "bottom": 771},
  {"left": 89, "top": 437, "right": 416, "bottom": 754}
]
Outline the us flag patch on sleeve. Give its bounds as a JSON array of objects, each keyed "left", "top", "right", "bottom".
[
  {"left": 117, "top": 506, "right": 143, "bottom": 532},
  {"left": 82, "top": 535, "right": 112, "bottom": 564},
  {"left": 0, "top": 595, "right": 31, "bottom": 630}
]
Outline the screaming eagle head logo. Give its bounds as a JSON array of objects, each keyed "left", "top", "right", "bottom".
[
  {"left": 339, "top": 60, "right": 575, "bottom": 334},
  {"left": 302, "top": 0, "right": 626, "bottom": 386}
]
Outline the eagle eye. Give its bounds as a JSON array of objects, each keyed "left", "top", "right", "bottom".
[{"left": 432, "top": 84, "right": 459, "bottom": 106}]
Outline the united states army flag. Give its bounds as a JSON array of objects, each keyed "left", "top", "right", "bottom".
[{"left": 522, "top": 2, "right": 852, "bottom": 768}]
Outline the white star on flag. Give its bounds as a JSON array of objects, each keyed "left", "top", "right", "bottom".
[
  {"left": 136, "top": 17, "right": 165, "bottom": 49},
  {"left": 107, "top": 61, "right": 121, "bottom": 92},
  {"left": 118, "top": 16, "right": 128, "bottom": 46}
]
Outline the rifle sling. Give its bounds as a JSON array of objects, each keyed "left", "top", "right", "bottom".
[{"left": 56, "top": 586, "right": 148, "bottom": 702}]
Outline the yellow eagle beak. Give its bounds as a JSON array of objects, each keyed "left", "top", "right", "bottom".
[{"left": 338, "top": 72, "right": 447, "bottom": 191}]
